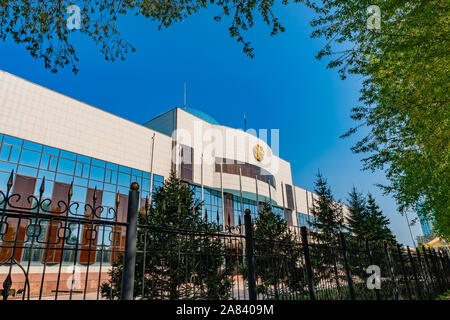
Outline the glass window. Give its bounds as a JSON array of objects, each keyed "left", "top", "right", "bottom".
[
  {"left": 71, "top": 185, "right": 87, "bottom": 203},
  {"left": 90, "top": 166, "right": 105, "bottom": 181},
  {"left": 119, "top": 165, "right": 131, "bottom": 174},
  {"left": 17, "top": 165, "right": 38, "bottom": 177},
  {"left": 49, "top": 156, "right": 58, "bottom": 171},
  {"left": 34, "top": 178, "right": 53, "bottom": 198},
  {"left": 88, "top": 180, "right": 102, "bottom": 190},
  {"left": 37, "top": 169, "right": 55, "bottom": 181},
  {"left": 3, "top": 135, "right": 23, "bottom": 147},
  {"left": 23, "top": 140, "right": 43, "bottom": 152},
  {"left": 106, "top": 162, "right": 118, "bottom": 171},
  {"left": 103, "top": 183, "right": 116, "bottom": 193},
  {"left": 73, "top": 177, "right": 88, "bottom": 187},
  {"left": 40, "top": 154, "right": 50, "bottom": 170},
  {"left": 0, "top": 145, "right": 11, "bottom": 161},
  {"left": 117, "top": 172, "right": 130, "bottom": 187},
  {"left": 60, "top": 150, "right": 76, "bottom": 160},
  {"left": 43, "top": 146, "right": 59, "bottom": 156},
  {"left": 57, "top": 158, "right": 76, "bottom": 175},
  {"left": 55, "top": 173, "right": 73, "bottom": 184},
  {"left": 75, "top": 162, "right": 83, "bottom": 177},
  {"left": 9, "top": 146, "right": 21, "bottom": 163},
  {"left": 77, "top": 154, "right": 91, "bottom": 164},
  {"left": 91, "top": 158, "right": 106, "bottom": 168},
  {"left": 104, "top": 169, "right": 112, "bottom": 184}
]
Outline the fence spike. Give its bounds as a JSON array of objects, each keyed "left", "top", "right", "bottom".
[
  {"left": 93, "top": 186, "right": 98, "bottom": 204},
  {"left": 7, "top": 170, "right": 13, "bottom": 192},
  {"left": 2, "top": 273, "right": 12, "bottom": 300},
  {"left": 39, "top": 176, "right": 46, "bottom": 197},
  {"left": 216, "top": 210, "right": 220, "bottom": 227},
  {"left": 68, "top": 180, "right": 73, "bottom": 201},
  {"left": 115, "top": 192, "right": 120, "bottom": 207}
]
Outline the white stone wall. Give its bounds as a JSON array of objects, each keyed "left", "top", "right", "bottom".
[
  {"left": 0, "top": 70, "right": 173, "bottom": 178},
  {"left": 0, "top": 70, "right": 349, "bottom": 226}
]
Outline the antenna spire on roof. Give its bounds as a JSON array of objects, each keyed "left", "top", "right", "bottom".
[
  {"left": 244, "top": 112, "right": 247, "bottom": 131},
  {"left": 184, "top": 82, "right": 187, "bottom": 109}
]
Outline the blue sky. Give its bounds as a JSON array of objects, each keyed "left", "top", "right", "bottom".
[{"left": 0, "top": 3, "right": 422, "bottom": 245}]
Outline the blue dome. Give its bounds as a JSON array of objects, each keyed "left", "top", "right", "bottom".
[{"left": 184, "top": 108, "right": 220, "bottom": 125}]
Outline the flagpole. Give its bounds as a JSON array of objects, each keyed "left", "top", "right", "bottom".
[
  {"left": 220, "top": 163, "right": 225, "bottom": 230},
  {"left": 239, "top": 167, "right": 244, "bottom": 227},
  {"left": 268, "top": 178, "right": 272, "bottom": 209},
  {"left": 305, "top": 190, "right": 311, "bottom": 223},
  {"left": 404, "top": 207, "right": 417, "bottom": 248},
  {"left": 281, "top": 182, "right": 286, "bottom": 221},
  {"left": 149, "top": 133, "right": 155, "bottom": 205},
  {"left": 293, "top": 185, "right": 298, "bottom": 227},
  {"left": 255, "top": 174, "right": 259, "bottom": 210},
  {"left": 201, "top": 153, "right": 204, "bottom": 221}
]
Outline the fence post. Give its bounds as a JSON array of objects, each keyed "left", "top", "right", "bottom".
[
  {"left": 407, "top": 246, "right": 423, "bottom": 299},
  {"left": 365, "top": 239, "right": 381, "bottom": 300},
  {"left": 244, "top": 209, "right": 257, "bottom": 300},
  {"left": 396, "top": 244, "right": 412, "bottom": 300},
  {"left": 300, "top": 226, "right": 315, "bottom": 300},
  {"left": 421, "top": 246, "right": 436, "bottom": 296},
  {"left": 430, "top": 248, "right": 444, "bottom": 292},
  {"left": 383, "top": 241, "right": 398, "bottom": 299},
  {"left": 120, "top": 182, "right": 140, "bottom": 300},
  {"left": 339, "top": 232, "right": 355, "bottom": 300},
  {"left": 438, "top": 251, "right": 450, "bottom": 288}
]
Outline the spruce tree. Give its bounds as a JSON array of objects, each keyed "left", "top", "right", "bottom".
[
  {"left": 346, "top": 186, "right": 368, "bottom": 237},
  {"left": 308, "top": 171, "right": 345, "bottom": 237},
  {"left": 249, "top": 202, "right": 305, "bottom": 299},
  {"left": 365, "top": 193, "right": 397, "bottom": 244}
]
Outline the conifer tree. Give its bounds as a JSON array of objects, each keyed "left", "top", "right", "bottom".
[
  {"left": 250, "top": 202, "right": 305, "bottom": 299},
  {"left": 308, "top": 170, "right": 345, "bottom": 299},
  {"left": 102, "top": 170, "right": 233, "bottom": 299},
  {"left": 346, "top": 186, "right": 368, "bottom": 237},
  {"left": 365, "top": 193, "right": 397, "bottom": 244}
]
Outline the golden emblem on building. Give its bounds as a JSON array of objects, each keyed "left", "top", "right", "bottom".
[{"left": 253, "top": 144, "right": 264, "bottom": 162}]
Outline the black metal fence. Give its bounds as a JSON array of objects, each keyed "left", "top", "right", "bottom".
[{"left": 1, "top": 173, "right": 449, "bottom": 300}]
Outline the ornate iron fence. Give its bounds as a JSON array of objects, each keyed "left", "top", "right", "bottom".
[
  {"left": 0, "top": 171, "right": 127, "bottom": 300},
  {"left": 1, "top": 170, "right": 449, "bottom": 300}
]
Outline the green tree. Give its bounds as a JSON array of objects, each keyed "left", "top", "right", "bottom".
[
  {"left": 301, "top": 0, "right": 449, "bottom": 239},
  {"left": 364, "top": 193, "right": 397, "bottom": 244},
  {"left": 346, "top": 186, "right": 368, "bottom": 237},
  {"left": 347, "top": 188, "right": 397, "bottom": 245},
  {"left": 101, "top": 170, "right": 233, "bottom": 299},
  {"left": 250, "top": 202, "right": 305, "bottom": 299},
  {"left": 0, "top": 0, "right": 295, "bottom": 73},
  {"left": 308, "top": 170, "right": 346, "bottom": 299}
]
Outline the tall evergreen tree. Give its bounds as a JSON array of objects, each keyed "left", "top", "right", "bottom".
[
  {"left": 249, "top": 202, "right": 305, "bottom": 299},
  {"left": 308, "top": 171, "right": 345, "bottom": 236},
  {"left": 346, "top": 186, "right": 368, "bottom": 237},
  {"left": 365, "top": 193, "right": 397, "bottom": 244},
  {"left": 102, "top": 170, "right": 234, "bottom": 299},
  {"left": 308, "top": 170, "right": 345, "bottom": 299}
]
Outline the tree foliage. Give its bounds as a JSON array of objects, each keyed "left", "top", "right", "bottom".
[
  {"left": 303, "top": 0, "right": 449, "bottom": 239},
  {"left": 347, "top": 187, "right": 397, "bottom": 244},
  {"left": 308, "top": 171, "right": 346, "bottom": 299},
  {"left": 101, "top": 170, "right": 234, "bottom": 299},
  {"left": 0, "top": 0, "right": 296, "bottom": 73},
  {"left": 250, "top": 202, "right": 305, "bottom": 299},
  {"left": 3, "top": 0, "right": 447, "bottom": 238}
]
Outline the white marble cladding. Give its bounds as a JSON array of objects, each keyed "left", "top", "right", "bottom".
[
  {"left": 0, "top": 70, "right": 173, "bottom": 177},
  {"left": 0, "top": 70, "right": 348, "bottom": 219}
]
